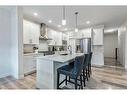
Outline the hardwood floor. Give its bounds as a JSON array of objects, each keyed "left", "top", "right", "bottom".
[
  {"left": 0, "top": 73, "right": 36, "bottom": 89},
  {"left": 0, "top": 66, "right": 127, "bottom": 89},
  {"left": 104, "top": 57, "right": 122, "bottom": 67}
]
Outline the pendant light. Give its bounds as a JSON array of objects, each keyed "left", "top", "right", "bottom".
[
  {"left": 62, "top": 6, "right": 66, "bottom": 26},
  {"left": 75, "top": 12, "right": 78, "bottom": 32}
]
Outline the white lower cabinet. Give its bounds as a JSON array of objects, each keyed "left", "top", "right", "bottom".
[{"left": 23, "top": 55, "right": 36, "bottom": 74}]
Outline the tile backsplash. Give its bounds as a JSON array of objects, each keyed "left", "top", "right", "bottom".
[{"left": 23, "top": 44, "right": 37, "bottom": 53}]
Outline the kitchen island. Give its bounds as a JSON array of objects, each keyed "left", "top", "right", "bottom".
[{"left": 36, "top": 53, "right": 84, "bottom": 89}]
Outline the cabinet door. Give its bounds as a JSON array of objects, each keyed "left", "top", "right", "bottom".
[
  {"left": 55, "top": 32, "right": 62, "bottom": 45},
  {"left": 23, "top": 20, "right": 40, "bottom": 44},
  {"left": 62, "top": 33, "right": 68, "bottom": 40},
  {"left": 81, "top": 28, "right": 92, "bottom": 38},
  {"left": 47, "top": 29, "right": 56, "bottom": 45},
  {"left": 23, "top": 55, "right": 33, "bottom": 74},
  {"left": 68, "top": 32, "right": 74, "bottom": 38},
  {"left": 47, "top": 28, "right": 54, "bottom": 39},
  {"left": 93, "top": 28, "right": 103, "bottom": 45},
  {"left": 23, "top": 20, "right": 31, "bottom": 44},
  {"left": 23, "top": 55, "right": 36, "bottom": 74},
  {"left": 30, "top": 23, "right": 40, "bottom": 44},
  {"left": 47, "top": 29, "right": 62, "bottom": 46}
]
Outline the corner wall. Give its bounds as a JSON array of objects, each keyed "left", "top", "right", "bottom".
[
  {"left": 0, "top": 6, "right": 24, "bottom": 79},
  {"left": 0, "top": 8, "right": 12, "bottom": 78},
  {"left": 10, "top": 6, "right": 24, "bottom": 79},
  {"left": 118, "top": 25, "right": 126, "bottom": 66}
]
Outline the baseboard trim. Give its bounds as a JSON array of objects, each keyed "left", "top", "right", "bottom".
[
  {"left": 0, "top": 73, "right": 11, "bottom": 78},
  {"left": 92, "top": 64, "right": 104, "bottom": 68},
  {"left": 104, "top": 65, "right": 125, "bottom": 69}
]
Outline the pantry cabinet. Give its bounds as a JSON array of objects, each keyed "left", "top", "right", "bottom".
[
  {"left": 23, "top": 20, "right": 40, "bottom": 44},
  {"left": 92, "top": 27, "right": 104, "bottom": 45}
]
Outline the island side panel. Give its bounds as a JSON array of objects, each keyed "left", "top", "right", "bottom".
[{"left": 36, "top": 59, "right": 54, "bottom": 89}]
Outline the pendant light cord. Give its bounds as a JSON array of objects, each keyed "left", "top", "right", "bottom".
[
  {"left": 75, "top": 12, "right": 78, "bottom": 28},
  {"left": 63, "top": 6, "right": 65, "bottom": 20}
]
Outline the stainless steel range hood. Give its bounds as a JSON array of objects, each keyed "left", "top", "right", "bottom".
[{"left": 39, "top": 23, "right": 52, "bottom": 40}]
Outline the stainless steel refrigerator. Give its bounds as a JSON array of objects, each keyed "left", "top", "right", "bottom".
[{"left": 79, "top": 38, "right": 91, "bottom": 54}]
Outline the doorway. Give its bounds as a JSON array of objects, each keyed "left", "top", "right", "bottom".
[{"left": 104, "top": 30, "right": 122, "bottom": 67}]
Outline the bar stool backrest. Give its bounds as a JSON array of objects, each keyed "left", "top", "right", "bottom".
[
  {"left": 88, "top": 52, "right": 93, "bottom": 64},
  {"left": 72, "top": 55, "right": 84, "bottom": 78},
  {"left": 83, "top": 53, "right": 89, "bottom": 66}
]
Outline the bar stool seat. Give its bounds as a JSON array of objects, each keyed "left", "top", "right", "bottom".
[{"left": 57, "top": 65, "right": 75, "bottom": 79}]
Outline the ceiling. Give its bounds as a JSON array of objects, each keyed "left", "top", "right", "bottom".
[{"left": 23, "top": 6, "right": 127, "bottom": 32}]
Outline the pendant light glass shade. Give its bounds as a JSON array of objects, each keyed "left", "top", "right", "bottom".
[
  {"left": 75, "top": 12, "right": 78, "bottom": 32},
  {"left": 62, "top": 6, "right": 66, "bottom": 26},
  {"left": 75, "top": 28, "right": 78, "bottom": 32},
  {"left": 62, "top": 19, "right": 66, "bottom": 26}
]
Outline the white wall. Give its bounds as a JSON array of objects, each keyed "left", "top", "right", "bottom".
[
  {"left": 104, "top": 32, "right": 118, "bottom": 58},
  {"left": 0, "top": 8, "right": 12, "bottom": 78},
  {"left": 118, "top": 26, "right": 126, "bottom": 66},
  {"left": 0, "top": 6, "right": 23, "bottom": 79},
  {"left": 125, "top": 26, "right": 127, "bottom": 69}
]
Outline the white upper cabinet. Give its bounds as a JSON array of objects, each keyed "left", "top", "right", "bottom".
[
  {"left": 68, "top": 31, "right": 74, "bottom": 38},
  {"left": 92, "top": 26, "right": 104, "bottom": 45},
  {"left": 54, "top": 31, "right": 62, "bottom": 46},
  {"left": 68, "top": 28, "right": 92, "bottom": 39},
  {"left": 80, "top": 28, "right": 92, "bottom": 38},
  {"left": 62, "top": 33, "right": 68, "bottom": 40},
  {"left": 23, "top": 20, "right": 31, "bottom": 44},
  {"left": 23, "top": 20, "right": 40, "bottom": 44},
  {"left": 47, "top": 28, "right": 62, "bottom": 46}
]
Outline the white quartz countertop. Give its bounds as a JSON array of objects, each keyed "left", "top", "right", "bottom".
[
  {"left": 36, "top": 53, "right": 84, "bottom": 63},
  {"left": 24, "top": 53, "right": 44, "bottom": 56}
]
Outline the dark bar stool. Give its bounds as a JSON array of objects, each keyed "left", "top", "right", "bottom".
[
  {"left": 82, "top": 53, "right": 89, "bottom": 87},
  {"left": 88, "top": 52, "right": 93, "bottom": 78},
  {"left": 57, "top": 55, "right": 84, "bottom": 89}
]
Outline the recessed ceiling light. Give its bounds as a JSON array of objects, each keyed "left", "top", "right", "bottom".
[
  {"left": 48, "top": 20, "right": 52, "bottom": 23},
  {"left": 34, "top": 12, "right": 38, "bottom": 16},
  {"left": 58, "top": 25, "right": 61, "bottom": 27},
  {"left": 86, "top": 21, "right": 90, "bottom": 24}
]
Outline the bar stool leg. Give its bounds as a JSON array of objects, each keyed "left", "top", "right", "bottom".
[
  {"left": 65, "top": 76, "right": 67, "bottom": 85},
  {"left": 80, "top": 75, "right": 83, "bottom": 89},
  {"left": 83, "top": 69, "right": 86, "bottom": 87},
  {"left": 57, "top": 72, "right": 60, "bottom": 89},
  {"left": 75, "top": 78, "right": 77, "bottom": 89},
  {"left": 69, "top": 76, "right": 70, "bottom": 82},
  {"left": 86, "top": 68, "right": 88, "bottom": 81},
  {"left": 88, "top": 64, "right": 90, "bottom": 78},
  {"left": 90, "top": 64, "right": 92, "bottom": 74}
]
